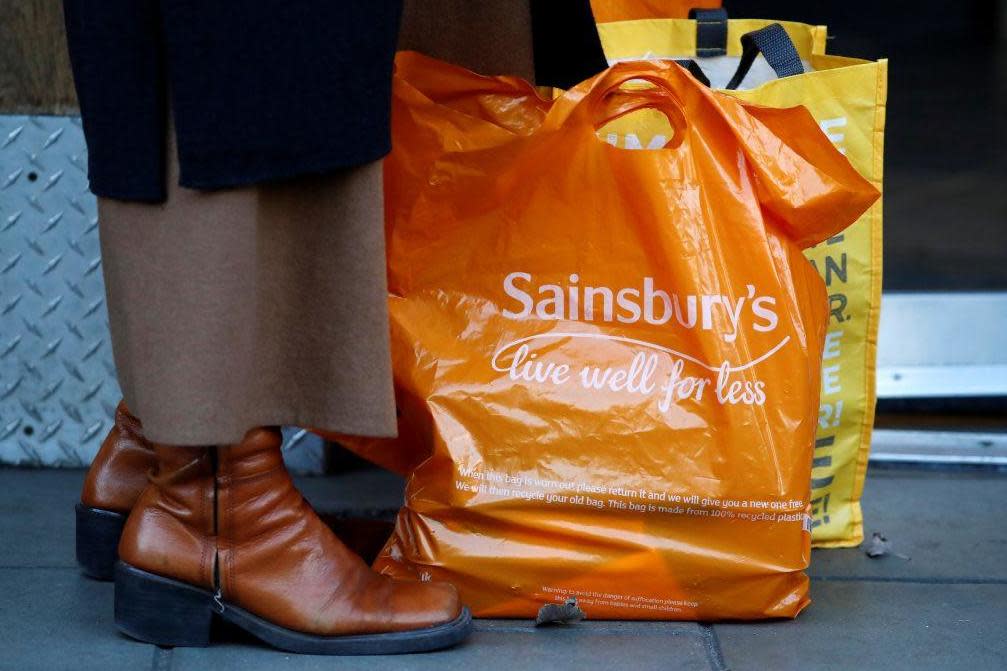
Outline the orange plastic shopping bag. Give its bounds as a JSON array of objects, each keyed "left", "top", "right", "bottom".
[{"left": 341, "top": 52, "right": 878, "bottom": 620}]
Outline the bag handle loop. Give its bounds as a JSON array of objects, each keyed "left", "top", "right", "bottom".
[
  {"left": 675, "top": 59, "right": 711, "bottom": 87},
  {"left": 689, "top": 8, "right": 729, "bottom": 57},
  {"left": 583, "top": 69, "right": 689, "bottom": 149},
  {"left": 725, "top": 23, "right": 805, "bottom": 90}
]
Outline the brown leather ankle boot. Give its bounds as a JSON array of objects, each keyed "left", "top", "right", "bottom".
[
  {"left": 114, "top": 427, "right": 471, "bottom": 654},
  {"left": 76, "top": 400, "right": 155, "bottom": 579}
]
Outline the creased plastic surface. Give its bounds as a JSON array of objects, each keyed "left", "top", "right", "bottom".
[
  {"left": 595, "top": 17, "right": 888, "bottom": 547},
  {"left": 338, "top": 53, "right": 879, "bottom": 620}
]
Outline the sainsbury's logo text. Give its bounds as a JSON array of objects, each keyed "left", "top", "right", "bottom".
[{"left": 502, "top": 272, "right": 779, "bottom": 343}]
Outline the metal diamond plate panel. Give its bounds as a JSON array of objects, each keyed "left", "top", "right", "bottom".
[{"left": 0, "top": 115, "right": 323, "bottom": 473}]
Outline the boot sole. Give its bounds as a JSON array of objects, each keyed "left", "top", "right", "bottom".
[
  {"left": 114, "top": 562, "right": 474, "bottom": 654},
  {"left": 75, "top": 504, "right": 126, "bottom": 580}
]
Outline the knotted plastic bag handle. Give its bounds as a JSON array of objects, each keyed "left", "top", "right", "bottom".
[{"left": 563, "top": 67, "right": 690, "bottom": 150}]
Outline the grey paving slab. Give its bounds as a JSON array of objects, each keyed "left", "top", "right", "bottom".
[
  {"left": 0, "top": 567, "right": 154, "bottom": 671},
  {"left": 172, "top": 620, "right": 710, "bottom": 671},
  {"left": 2, "top": 466, "right": 1005, "bottom": 670},
  {"left": 0, "top": 468, "right": 83, "bottom": 567},
  {"left": 810, "top": 469, "right": 1007, "bottom": 581},
  {"left": 715, "top": 581, "right": 1007, "bottom": 671}
]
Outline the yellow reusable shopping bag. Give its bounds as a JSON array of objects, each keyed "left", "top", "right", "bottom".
[{"left": 594, "top": 17, "right": 887, "bottom": 547}]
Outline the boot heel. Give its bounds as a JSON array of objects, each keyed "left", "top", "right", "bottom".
[
  {"left": 114, "top": 562, "right": 214, "bottom": 647},
  {"left": 75, "top": 504, "right": 126, "bottom": 581}
]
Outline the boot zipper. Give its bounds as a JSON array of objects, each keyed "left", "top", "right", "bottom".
[
  {"left": 209, "top": 445, "right": 225, "bottom": 614},
  {"left": 213, "top": 587, "right": 225, "bottom": 614},
  {"left": 209, "top": 445, "right": 219, "bottom": 534}
]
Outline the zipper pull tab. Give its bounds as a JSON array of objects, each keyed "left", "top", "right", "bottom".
[{"left": 212, "top": 587, "right": 225, "bottom": 614}]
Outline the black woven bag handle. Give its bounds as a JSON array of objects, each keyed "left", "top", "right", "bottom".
[
  {"left": 675, "top": 59, "right": 712, "bottom": 87},
  {"left": 725, "top": 23, "right": 805, "bottom": 90},
  {"left": 689, "top": 8, "right": 729, "bottom": 57}
]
